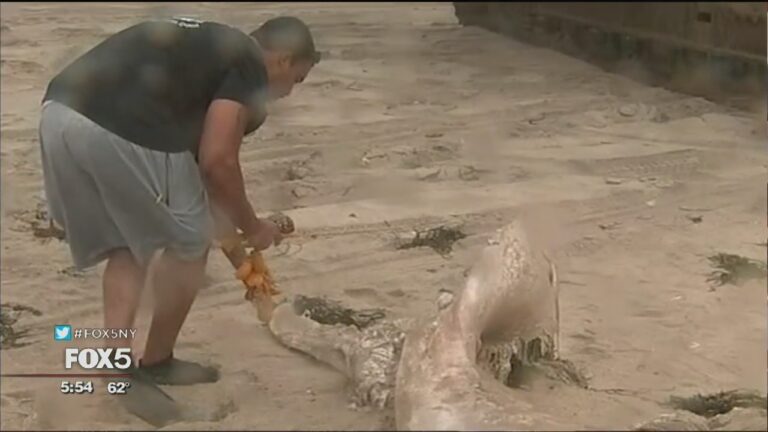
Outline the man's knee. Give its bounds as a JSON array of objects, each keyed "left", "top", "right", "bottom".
[
  {"left": 157, "top": 246, "right": 209, "bottom": 276},
  {"left": 106, "top": 248, "right": 142, "bottom": 270},
  {"left": 153, "top": 248, "right": 208, "bottom": 298},
  {"left": 105, "top": 248, "right": 148, "bottom": 277},
  {"left": 174, "top": 244, "right": 210, "bottom": 263}
]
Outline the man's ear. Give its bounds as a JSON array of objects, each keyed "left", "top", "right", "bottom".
[{"left": 277, "top": 51, "right": 293, "bottom": 68}]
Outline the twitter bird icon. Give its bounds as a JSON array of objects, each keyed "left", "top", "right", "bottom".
[{"left": 54, "top": 325, "right": 72, "bottom": 341}]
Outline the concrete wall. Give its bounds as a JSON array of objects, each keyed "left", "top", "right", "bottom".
[{"left": 453, "top": 2, "right": 766, "bottom": 99}]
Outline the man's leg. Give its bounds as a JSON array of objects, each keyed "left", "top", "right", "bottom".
[
  {"left": 142, "top": 250, "right": 207, "bottom": 364},
  {"left": 101, "top": 248, "right": 187, "bottom": 426},
  {"left": 56, "top": 102, "right": 219, "bottom": 384},
  {"left": 39, "top": 102, "right": 181, "bottom": 427},
  {"left": 138, "top": 249, "right": 219, "bottom": 385},
  {"left": 103, "top": 248, "right": 146, "bottom": 350}
]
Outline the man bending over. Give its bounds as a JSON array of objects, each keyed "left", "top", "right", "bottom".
[{"left": 39, "top": 15, "right": 319, "bottom": 425}]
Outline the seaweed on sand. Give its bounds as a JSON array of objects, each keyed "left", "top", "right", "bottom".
[
  {"left": 0, "top": 303, "right": 41, "bottom": 349},
  {"left": 668, "top": 390, "right": 768, "bottom": 418},
  {"left": 396, "top": 226, "right": 467, "bottom": 255},
  {"left": 706, "top": 253, "right": 767, "bottom": 286},
  {"left": 292, "top": 295, "right": 386, "bottom": 330}
]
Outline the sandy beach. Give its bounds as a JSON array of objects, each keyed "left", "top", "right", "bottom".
[{"left": 1, "top": 2, "right": 766, "bottom": 430}]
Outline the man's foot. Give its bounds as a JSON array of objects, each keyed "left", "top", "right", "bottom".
[
  {"left": 116, "top": 368, "right": 182, "bottom": 427},
  {"left": 139, "top": 353, "right": 220, "bottom": 385}
]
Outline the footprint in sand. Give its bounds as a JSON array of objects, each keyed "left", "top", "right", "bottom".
[
  {"left": 304, "top": 79, "right": 345, "bottom": 90},
  {"left": 51, "top": 26, "right": 107, "bottom": 38},
  {"left": 179, "top": 397, "right": 238, "bottom": 423},
  {"left": 0, "top": 59, "right": 45, "bottom": 74},
  {"left": 1, "top": 391, "right": 36, "bottom": 428},
  {"left": 400, "top": 143, "right": 459, "bottom": 169},
  {"left": 0, "top": 24, "right": 17, "bottom": 45},
  {"left": 343, "top": 287, "right": 383, "bottom": 302},
  {"left": 632, "top": 307, "right": 666, "bottom": 319},
  {"left": 0, "top": 25, "right": 37, "bottom": 47}
]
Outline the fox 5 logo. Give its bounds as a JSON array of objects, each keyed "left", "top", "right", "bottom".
[{"left": 64, "top": 348, "right": 132, "bottom": 370}]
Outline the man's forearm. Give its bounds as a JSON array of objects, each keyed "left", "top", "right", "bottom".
[
  {"left": 202, "top": 163, "right": 259, "bottom": 235},
  {"left": 222, "top": 244, "right": 248, "bottom": 269},
  {"left": 210, "top": 204, "right": 248, "bottom": 268}
]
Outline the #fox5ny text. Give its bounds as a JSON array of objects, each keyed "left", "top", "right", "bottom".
[
  {"left": 54, "top": 325, "right": 136, "bottom": 341},
  {"left": 55, "top": 325, "right": 136, "bottom": 370}
]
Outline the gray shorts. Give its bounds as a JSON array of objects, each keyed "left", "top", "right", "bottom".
[{"left": 39, "top": 101, "right": 213, "bottom": 270}]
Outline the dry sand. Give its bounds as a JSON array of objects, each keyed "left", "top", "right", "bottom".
[{"left": 1, "top": 2, "right": 766, "bottom": 430}]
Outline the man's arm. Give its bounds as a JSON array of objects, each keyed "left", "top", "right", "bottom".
[
  {"left": 198, "top": 99, "right": 260, "bottom": 237},
  {"left": 210, "top": 203, "right": 248, "bottom": 269}
]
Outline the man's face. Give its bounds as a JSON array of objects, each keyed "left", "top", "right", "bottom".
[{"left": 266, "top": 53, "right": 314, "bottom": 100}]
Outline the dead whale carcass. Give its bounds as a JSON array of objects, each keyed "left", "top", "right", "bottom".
[
  {"left": 393, "top": 220, "right": 569, "bottom": 430},
  {"left": 268, "top": 222, "right": 566, "bottom": 422},
  {"left": 266, "top": 221, "right": 764, "bottom": 431}
]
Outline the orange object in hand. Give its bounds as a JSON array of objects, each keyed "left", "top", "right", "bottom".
[
  {"left": 249, "top": 250, "right": 269, "bottom": 274},
  {"left": 237, "top": 253, "right": 277, "bottom": 294},
  {"left": 245, "top": 271, "right": 265, "bottom": 289},
  {"left": 235, "top": 260, "right": 253, "bottom": 281},
  {"left": 225, "top": 212, "right": 295, "bottom": 322}
]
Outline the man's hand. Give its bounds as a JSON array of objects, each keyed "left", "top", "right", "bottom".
[{"left": 245, "top": 219, "right": 283, "bottom": 251}]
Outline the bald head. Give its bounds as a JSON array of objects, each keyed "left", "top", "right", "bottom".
[
  {"left": 250, "top": 16, "right": 320, "bottom": 65},
  {"left": 250, "top": 16, "right": 319, "bottom": 99}
]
